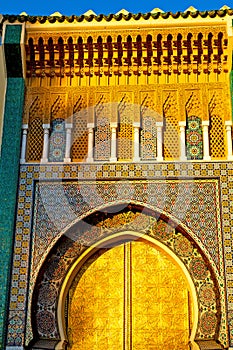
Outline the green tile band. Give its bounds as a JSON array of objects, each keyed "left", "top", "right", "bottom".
[{"left": 0, "top": 24, "right": 24, "bottom": 350}]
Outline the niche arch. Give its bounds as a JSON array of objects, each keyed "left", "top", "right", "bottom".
[{"left": 57, "top": 231, "right": 200, "bottom": 350}]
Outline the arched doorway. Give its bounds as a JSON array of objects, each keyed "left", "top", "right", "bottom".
[
  {"left": 63, "top": 235, "right": 197, "bottom": 350},
  {"left": 31, "top": 208, "right": 223, "bottom": 350}
]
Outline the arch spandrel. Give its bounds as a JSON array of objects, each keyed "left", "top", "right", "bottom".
[{"left": 31, "top": 198, "right": 222, "bottom": 283}]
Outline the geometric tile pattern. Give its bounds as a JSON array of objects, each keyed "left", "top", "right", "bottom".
[
  {"left": 209, "top": 114, "right": 226, "bottom": 159},
  {"left": 26, "top": 96, "right": 44, "bottom": 162},
  {"left": 26, "top": 118, "right": 44, "bottom": 162},
  {"left": 48, "top": 118, "right": 66, "bottom": 162},
  {"left": 32, "top": 179, "right": 220, "bottom": 270},
  {"left": 141, "top": 115, "right": 157, "bottom": 159},
  {"left": 186, "top": 116, "right": 203, "bottom": 160},
  {"left": 6, "top": 161, "right": 233, "bottom": 348},
  {"left": 140, "top": 91, "right": 157, "bottom": 160},
  {"left": 71, "top": 108, "right": 88, "bottom": 162},
  {"left": 163, "top": 90, "right": 179, "bottom": 160},
  {"left": 163, "top": 115, "right": 180, "bottom": 159},
  {"left": 94, "top": 94, "right": 111, "bottom": 161},
  {"left": 94, "top": 116, "right": 111, "bottom": 161},
  {"left": 118, "top": 94, "right": 133, "bottom": 160}
]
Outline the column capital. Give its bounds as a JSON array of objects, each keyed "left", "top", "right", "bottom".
[
  {"left": 22, "top": 123, "right": 28, "bottom": 130},
  {"left": 110, "top": 122, "right": 118, "bottom": 128},
  {"left": 156, "top": 121, "right": 163, "bottom": 128},
  {"left": 202, "top": 120, "right": 210, "bottom": 126},
  {"left": 133, "top": 122, "right": 140, "bottom": 128},
  {"left": 225, "top": 120, "right": 232, "bottom": 127},
  {"left": 179, "top": 121, "right": 186, "bottom": 127},
  {"left": 65, "top": 123, "right": 73, "bottom": 129},
  {"left": 87, "top": 123, "right": 95, "bottom": 129},
  {"left": 42, "top": 123, "right": 50, "bottom": 129}
]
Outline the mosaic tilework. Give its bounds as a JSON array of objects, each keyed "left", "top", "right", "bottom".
[
  {"left": 6, "top": 161, "right": 233, "bottom": 349},
  {"left": 48, "top": 118, "right": 66, "bottom": 162},
  {"left": 0, "top": 77, "right": 25, "bottom": 349},
  {"left": 32, "top": 179, "right": 220, "bottom": 271},
  {"left": 186, "top": 116, "right": 203, "bottom": 160},
  {"left": 94, "top": 116, "right": 111, "bottom": 161},
  {"left": 0, "top": 25, "right": 25, "bottom": 350},
  {"left": 141, "top": 115, "right": 157, "bottom": 159}
]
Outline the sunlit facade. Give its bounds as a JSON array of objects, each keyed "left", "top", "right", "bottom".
[{"left": 0, "top": 6, "right": 233, "bottom": 350}]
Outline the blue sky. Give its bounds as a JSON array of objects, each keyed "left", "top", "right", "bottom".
[{"left": 0, "top": 0, "right": 232, "bottom": 16}]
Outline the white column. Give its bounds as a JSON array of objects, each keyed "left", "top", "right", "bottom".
[
  {"left": 179, "top": 121, "right": 187, "bottom": 161},
  {"left": 41, "top": 124, "right": 50, "bottom": 163},
  {"left": 225, "top": 121, "right": 233, "bottom": 161},
  {"left": 110, "top": 123, "right": 117, "bottom": 162},
  {"left": 20, "top": 124, "right": 28, "bottom": 164},
  {"left": 64, "top": 123, "right": 73, "bottom": 162},
  {"left": 133, "top": 122, "right": 140, "bottom": 162},
  {"left": 86, "top": 123, "right": 94, "bottom": 162},
  {"left": 156, "top": 122, "right": 163, "bottom": 161},
  {"left": 202, "top": 121, "right": 211, "bottom": 161}
]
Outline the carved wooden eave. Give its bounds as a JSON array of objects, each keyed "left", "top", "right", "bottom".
[{"left": 2, "top": 8, "right": 233, "bottom": 85}]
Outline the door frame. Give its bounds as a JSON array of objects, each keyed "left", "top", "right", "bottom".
[{"left": 56, "top": 230, "right": 199, "bottom": 350}]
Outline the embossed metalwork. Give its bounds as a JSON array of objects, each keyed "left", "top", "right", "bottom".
[
  {"left": 68, "top": 245, "right": 124, "bottom": 350},
  {"left": 67, "top": 241, "right": 192, "bottom": 350}
]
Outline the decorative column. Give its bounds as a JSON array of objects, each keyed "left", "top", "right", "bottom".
[
  {"left": 64, "top": 123, "right": 73, "bottom": 162},
  {"left": 133, "top": 122, "right": 140, "bottom": 162},
  {"left": 179, "top": 121, "right": 187, "bottom": 161},
  {"left": 202, "top": 121, "right": 211, "bottom": 161},
  {"left": 156, "top": 121, "right": 163, "bottom": 161},
  {"left": 86, "top": 123, "right": 94, "bottom": 162},
  {"left": 41, "top": 124, "right": 50, "bottom": 163},
  {"left": 225, "top": 121, "right": 233, "bottom": 160},
  {"left": 110, "top": 123, "right": 117, "bottom": 162},
  {"left": 20, "top": 124, "right": 28, "bottom": 164}
]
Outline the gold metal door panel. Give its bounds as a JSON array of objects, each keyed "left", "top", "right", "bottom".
[
  {"left": 132, "top": 242, "right": 190, "bottom": 350},
  {"left": 67, "top": 241, "right": 192, "bottom": 350},
  {"left": 68, "top": 245, "right": 124, "bottom": 350}
]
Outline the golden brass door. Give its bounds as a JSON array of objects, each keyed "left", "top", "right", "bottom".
[{"left": 67, "top": 241, "right": 192, "bottom": 350}]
